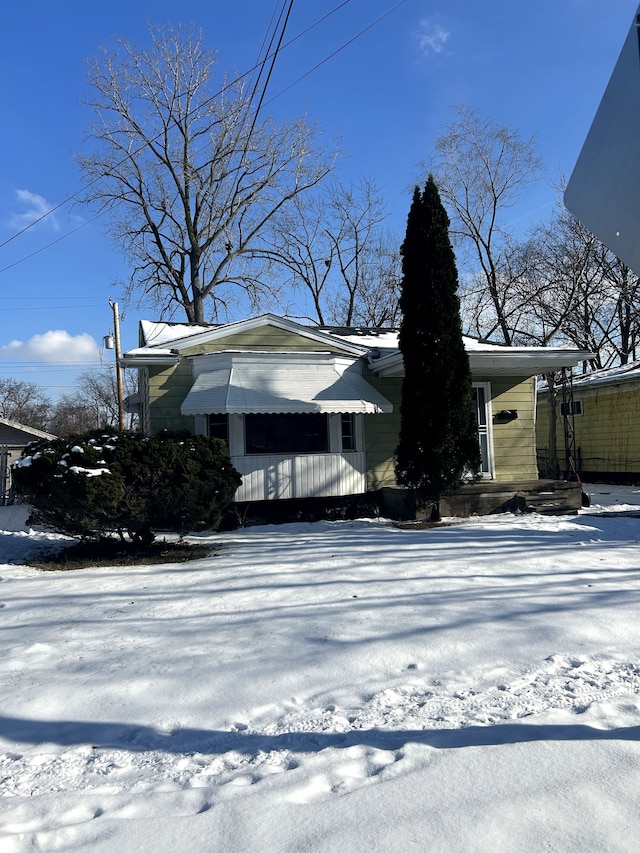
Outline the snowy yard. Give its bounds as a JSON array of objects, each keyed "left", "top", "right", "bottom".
[{"left": 2, "top": 486, "right": 640, "bottom": 852}]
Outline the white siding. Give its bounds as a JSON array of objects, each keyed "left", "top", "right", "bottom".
[{"left": 232, "top": 452, "right": 366, "bottom": 501}]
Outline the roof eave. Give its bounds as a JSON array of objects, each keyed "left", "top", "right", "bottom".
[
  {"left": 369, "top": 349, "right": 594, "bottom": 378},
  {"left": 120, "top": 353, "right": 180, "bottom": 369},
  {"left": 468, "top": 350, "right": 594, "bottom": 376}
]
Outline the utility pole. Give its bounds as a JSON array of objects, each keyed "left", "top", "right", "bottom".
[{"left": 109, "top": 299, "right": 126, "bottom": 431}]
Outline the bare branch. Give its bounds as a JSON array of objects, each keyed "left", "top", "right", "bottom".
[
  {"left": 423, "top": 105, "right": 544, "bottom": 344},
  {"left": 78, "top": 23, "right": 336, "bottom": 322}
]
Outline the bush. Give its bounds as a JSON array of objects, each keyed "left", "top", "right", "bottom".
[{"left": 12, "top": 429, "right": 241, "bottom": 543}]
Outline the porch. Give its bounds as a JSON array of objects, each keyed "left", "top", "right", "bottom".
[{"left": 380, "top": 479, "right": 585, "bottom": 520}]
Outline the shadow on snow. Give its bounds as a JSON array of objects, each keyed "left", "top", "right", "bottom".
[{"left": 1, "top": 714, "right": 639, "bottom": 756}]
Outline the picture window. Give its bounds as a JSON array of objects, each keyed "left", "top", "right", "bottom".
[{"left": 245, "top": 413, "right": 329, "bottom": 454}]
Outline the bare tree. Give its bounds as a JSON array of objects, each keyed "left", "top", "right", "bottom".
[
  {"left": 48, "top": 400, "right": 102, "bottom": 438},
  {"left": 597, "top": 254, "right": 640, "bottom": 365},
  {"left": 0, "top": 379, "right": 51, "bottom": 430},
  {"left": 271, "top": 177, "right": 400, "bottom": 326},
  {"left": 518, "top": 204, "right": 640, "bottom": 368},
  {"left": 425, "top": 105, "right": 544, "bottom": 344},
  {"left": 508, "top": 202, "right": 640, "bottom": 477},
  {"left": 49, "top": 369, "right": 138, "bottom": 436},
  {"left": 346, "top": 230, "right": 402, "bottom": 327},
  {"left": 78, "top": 23, "right": 335, "bottom": 323},
  {"left": 269, "top": 192, "right": 334, "bottom": 324},
  {"left": 324, "top": 178, "right": 392, "bottom": 326},
  {"left": 512, "top": 212, "right": 596, "bottom": 349}
]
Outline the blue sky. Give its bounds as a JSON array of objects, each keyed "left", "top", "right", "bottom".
[{"left": 0, "top": 0, "right": 637, "bottom": 399}]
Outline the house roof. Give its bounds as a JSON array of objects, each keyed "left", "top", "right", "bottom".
[
  {"left": 369, "top": 340, "right": 593, "bottom": 378},
  {"left": 0, "top": 417, "right": 57, "bottom": 442},
  {"left": 136, "top": 315, "right": 370, "bottom": 357},
  {"left": 180, "top": 352, "right": 393, "bottom": 416},
  {"left": 124, "top": 315, "right": 593, "bottom": 380},
  {"left": 539, "top": 360, "right": 640, "bottom": 393},
  {"left": 140, "top": 320, "right": 217, "bottom": 347},
  {"left": 316, "top": 326, "right": 400, "bottom": 353}
]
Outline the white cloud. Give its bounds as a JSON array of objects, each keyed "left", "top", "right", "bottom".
[
  {"left": 417, "top": 20, "right": 450, "bottom": 56},
  {"left": 7, "top": 189, "right": 60, "bottom": 231},
  {"left": 1, "top": 330, "right": 100, "bottom": 364}
]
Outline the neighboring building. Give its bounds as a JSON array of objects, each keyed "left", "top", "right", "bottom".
[
  {"left": 0, "top": 418, "right": 57, "bottom": 504},
  {"left": 121, "top": 314, "right": 591, "bottom": 508},
  {"left": 537, "top": 362, "right": 640, "bottom": 484}
]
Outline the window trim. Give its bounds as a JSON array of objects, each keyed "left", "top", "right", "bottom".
[{"left": 207, "top": 411, "right": 363, "bottom": 457}]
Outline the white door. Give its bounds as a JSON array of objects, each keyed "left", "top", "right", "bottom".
[{"left": 472, "top": 383, "right": 494, "bottom": 477}]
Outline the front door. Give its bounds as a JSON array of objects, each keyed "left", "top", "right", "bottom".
[{"left": 472, "top": 383, "right": 493, "bottom": 477}]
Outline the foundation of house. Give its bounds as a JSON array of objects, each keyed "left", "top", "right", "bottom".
[{"left": 380, "top": 479, "right": 585, "bottom": 521}]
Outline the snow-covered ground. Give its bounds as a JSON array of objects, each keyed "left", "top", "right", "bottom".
[{"left": 2, "top": 485, "right": 640, "bottom": 852}]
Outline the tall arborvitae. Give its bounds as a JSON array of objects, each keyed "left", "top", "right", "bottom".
[{"left": 395, "top": 176, "right": 481, "bottom": 519}]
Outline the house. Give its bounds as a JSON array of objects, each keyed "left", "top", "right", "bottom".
[
  {"left": 0, "top": 418, "right": 57, "bottom": 505},
  {"left": 537, "top": 361, "right": 640, "bottom": 484},
  {"left": 121, "top": 314, "right": 591, "bottom": 515}
]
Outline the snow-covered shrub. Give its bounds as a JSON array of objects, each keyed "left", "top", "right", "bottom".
[{"left": 12, "top": 429, "right": 241, "bottom": 543}]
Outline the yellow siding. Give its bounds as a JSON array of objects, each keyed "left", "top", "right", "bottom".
[
  {"left": 147, "top": 360, "right": 195, "bottom": 434},
  {"left": 486, "top": 376, "right": 538, "bottom": 481},
  {"left": 138, "top": 368, "right": 150, "bottom": 434},
  {"left": 363, "top": 373, "right": 401, "bottom": 489},
  {"left": 181, "top": 326, "right": 348, "bottom": 356},
  {"left": 364, "top": 374, "right": 538, "bottom": 488},
  {"left": 538, "top": 382, "right": 640, "bottom": 476}
]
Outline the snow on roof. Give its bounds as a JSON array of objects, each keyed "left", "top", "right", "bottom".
[
  {"left": 139, "top": 317, "right": 385, "bottom": 355},
  {"left": 316, "top": 327, "right": 400, "bottom": 351},
  {"left": 324, "top": 329, "right": 585, "bottom": 356},
  {"left": 140, "top": 320, "right": 216, "bottom": 347},
  {"left": 137, "top": 319, "right": 590, "bottom": 368},
  {"left": 124, "top": 345, "right": 178, "bottom": 358},
  {"left": 566, "top": 360, "right": 640, "bottom": 389}
]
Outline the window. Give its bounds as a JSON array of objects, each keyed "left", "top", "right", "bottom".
[
  {"left": 560, "top": 400, "right": 583, "bottom": 416},
  {"left": 340, "top": 413, "right": 356, "bottom": 451},
  {"left": 208, "top": 414, "right": 229, "bottom": 443},
  {"left": 245, "top": 413, "right": 329, "bottom": 455}
]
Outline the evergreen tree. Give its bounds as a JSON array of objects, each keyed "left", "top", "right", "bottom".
[
  {"left": 12, "top": 430, "right": 241, "bottom": 543},
  {"left": 395, "top": 176, "right": 481, "bottom": 519}
]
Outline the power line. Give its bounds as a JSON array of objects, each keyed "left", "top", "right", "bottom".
[
  {"left": 0, "top": 296, "right": 107, "bottom": 300},
  {"left": 198, "top": 0, "right": 297, "bottom": 252},
  {"left": 0, "top": 361, "right": 106, "bottom": 367},
  {"left": 0, "top": 1, "right": 352, "bottom": 253},
  {"left": 0, "top": 0, "right": 407, "bottom": 277},
  {"left": 265, "top": 0, "right": 407, "bottom": 107},
  {"left": 245, "top": 1, "right": 296, "bottom": 144},
  {"left": 0, "top": 212, "right": 103, "bottom": 275},
  {"left": 0, "top": 305, "right": 106, "bottom": 311},
  {"left": 0, "top": 367, "right": 104, "bottom": 376}
]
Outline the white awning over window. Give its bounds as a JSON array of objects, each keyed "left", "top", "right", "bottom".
[{"left": 180, "top": 352, "right": 392, "bottom": 415}]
